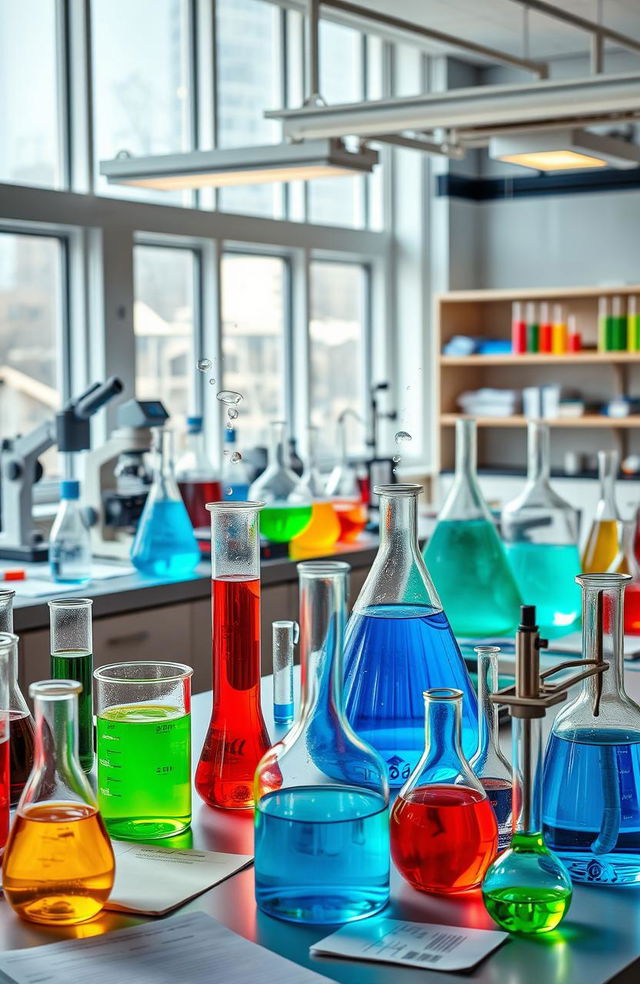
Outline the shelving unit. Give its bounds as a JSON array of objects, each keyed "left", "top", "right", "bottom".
[{"left": 436, "top": 286, "right": 640, "bottom": 471}]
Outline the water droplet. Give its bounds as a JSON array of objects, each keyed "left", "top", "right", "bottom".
[
  {"left": 394, "top": 430, "right": 412, "bottom": 446},
  {"left": 393, "top": 454, "right": 401, "bottom": 463},
  {"left": 216, "top": 389, "right": 243, "bottom": 405},
  {"left": 406, "top": 384, "right": 411, "bottom": 391},
  {"left": 196, "top": 358, "right": 212, "bottom": 372},
  {"left": 392, "top": 468, "right": 398, "bottom": 475},
  {"left": 208, "top": 377, "right": 216, "bottom": 385},
  {"left": 231, "top": 451, "right": 242, "bottom": 463},
  {"left": 227, "top": 407, "right": 239, "bottom": 420},
  {"left": 226, "top": 487, "right": 233, "bottom": 496}
]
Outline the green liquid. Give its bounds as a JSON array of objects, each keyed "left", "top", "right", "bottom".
[
  {"left": 50, "top": 650, "right": 93, "bottom": 772},
  {"left": 483, "top": 886, "right": 572, "bottom": 934},
  {"left": 97, "top": 704, "right": 191, "bottom": 840},
  {"left": 261, "top": 504, "right": 312, "bottom": 543},
  {"left": 424, "top": 518, "right": 522, "bottom": 637},
  {"left": 505, "top": 542, "right": 581, "bottom": 637}
]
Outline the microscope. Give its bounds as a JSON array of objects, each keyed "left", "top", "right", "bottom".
[{"left": 0, "top": 378, "right": 123, "bottom": 562}]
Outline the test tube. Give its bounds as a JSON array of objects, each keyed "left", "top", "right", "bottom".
[
  {"left": 273, "top": 620, "right": 298, "bottom": 725},
  {"left": 629, "top": 297, "right": 640, "bottom": 353},
  {"left": 539, "top": 302, "right": 552, "bottom": 354},
  {"left": 48, "top": 599, "right": 94, "bottom": 773},
  {"left": 525, "top": 302, "right": 539, "bottom": 353},
  {"left": 567, "top": 314, "right": 582, "bottom": 352},
  {"left": 0, "top": 590, "right": 14, "bottom": 633},
  {"left": 612, "top": 296, "right": 627, "bottom": 351},
  {"left": 511, "top": 301, "right": 526, "bottom": 354},
  {"left": 552, "top": 304, "right": 567, "bottom": 354}
]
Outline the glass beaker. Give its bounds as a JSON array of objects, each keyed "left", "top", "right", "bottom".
[
  {"left": 424, "top": 418, "right": 522, "bottom": 638},
  {"left": 0, "top": 593, "right": 35, "bottom": 805},
  {"left": 326, "top": 414, "right": 368, "bottom": 543},
  {"left": 248, "top": 421, "right": 312, "bottom": 543},
  {"left": 343, "top": 484, "right": 479, "bottom": 785},
  {"left": 502, "top": 422, "right": 581, "bottom": 636},
  {"left": 291, "top": 427, "right": 340, "bottom": 552},
  {"left": 95, "top": 661, "right": 192, "bottom": 840},
  {"left": 3, "top": 680, "right": 114, "bottom": 925},
  {"left": 470, "top": 647, "right": 513, "bottom": 851},
  {"left": 196, "top": 502, "right": 271, "bottom": 809},
  {"left": 582, "top": 450, "right": 626, "bottom": 574},
  {"left": 176, "top": 415, "right": 223, "bottom": 527},
  {"left": 49, "top": 598, "right": 94, "bottom": 773},
  {"left": 543, "top": 573, "right": 640, "bottom": 884},
  {"left": 255, "top": 561, "right": 390, "bottom": 924},
  {"left": 131, "top": 427, "right": 201, "bottom": 578},
  {"left": 391, "top": 688, "right": 497, "bottom": 893}
]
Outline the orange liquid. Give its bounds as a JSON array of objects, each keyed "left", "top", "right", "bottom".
[
  {"left": 333, "top": 500, "right": 367, "bottom": 542},
  {"left": 582, "top": 519, "right": 627, "bottom": 574},
  {"left": 3, "top": 802, "right": 115, "bottom": 924},
  {"left": 291, "top": 501, "right": 340, "bottom": 551}
]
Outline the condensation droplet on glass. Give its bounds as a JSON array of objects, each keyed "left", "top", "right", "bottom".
[
  {"left": 216, "top": 390, "right": 243, "bottom": 406},
  {"left": 196, "top": 358, "right": 212, "bottom": 372},
  {"left": 393, "top": 454, "right": 401, "bottom": 463},
  {"left": 392, "top": 468, "right": 398, "bottom": 475},
  {"left": 226, "top": 488, "right": 233, "bottom": 496},
  {"left": 227, "top": 407, "right": 239, "bottom": 420},
  {"left": 231, "top": 451, "right": 242, "bottom": 463},
  {"left": 394, "top": 430, "right": 412, "bottom": 446},
  {"left": 208, "top": 377, "right": 217, "bottom": 385}
]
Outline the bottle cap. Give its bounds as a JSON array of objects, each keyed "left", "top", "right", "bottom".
[
  {"left": 60, "top": 480, "right": 80, "bottom": 500},
  {"left": 186, "top": 415, "right": 203, "bottom": 432}
]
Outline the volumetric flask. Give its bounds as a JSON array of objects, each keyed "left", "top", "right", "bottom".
[
  {"left": 3, "top": 680, "right": 115, "bottom": 925},
  {"left": 249, "top": 421, "right": 312, "bottom": 543},
  {"left": 95, "top": 661, "right": 192, "bottom": 840},
  {"left": 470, "top": 647, "right": 513, "bottom": 851},
  {"left": 343, "top": 484, "right": 479, "bottom": 785},
  {"left": 49, "top": 598, "right": 94, "bottom": 772},
  {"left": 255, "top": 561, "right": 390, "bottom": 924},
  {"left": 196, "top": 501, "right": 271, "bottom": 809},
  {"left": 0, "top": 592, "right": 36, "bottom": 804}
]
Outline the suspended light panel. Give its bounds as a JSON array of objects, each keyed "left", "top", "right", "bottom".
[{"left": 490, "top": 128, "right": 640, "bottom": 172}]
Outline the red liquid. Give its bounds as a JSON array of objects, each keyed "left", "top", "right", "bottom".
[
  {"left": 195, "top": 577, "right": 270, "bottom": 810},
  {"left": 9, "top": 711, "right": 35, "bottom": 806},
  {"left": 539, "top": 322, "right": 553, "bottom": 353},
  {"left": 333, "top": 500, "right": 367, "bottom": 543},
  {"left": 625, "top": 583, "right": 640, "bottom": 635},
  {"left": 391, "top": 785, "right": 497, "bottom": 894},
  {"left": 357, "top": 475, "right": 370, "bottom": 506},
  {"left": 178, "top": 479, "right": 223, "bottom": 528},
  {"left": 0, "top": 738, "right": 9, "bottom": 857}
]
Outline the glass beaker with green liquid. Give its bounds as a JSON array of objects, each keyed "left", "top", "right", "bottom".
[
  {"left": 424, "top": 418, "right": 522, "bottom": 638},
  {"left": 95, "top": 661, "right": 193, "bottom": 840},
  {"left": 249, "top": 421, "right": 312, "bottom": 543}
]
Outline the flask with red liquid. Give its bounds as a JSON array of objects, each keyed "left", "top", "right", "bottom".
[
  {"left": 195, "top": 501, "right": 271, "bottom": 809},
  {"left": 391, "top": 687, "right": 497, "bottom": 894},
  {"left": 176, "top": 416, "right": 222, "bottom": 528}
]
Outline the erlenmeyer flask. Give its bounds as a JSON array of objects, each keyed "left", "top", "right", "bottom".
[
  {"left": 249, "top": 421, "right": 312, "bottom": 543},
  {"left": 424, "top": 418, "right": 522, "bottom": 638},
  {"left": 131, "top": 427, "right": 200, "bottom": 578},
  {"left": 291, "top": 427, "right": 340, "bottom": 552},
  {"left": 470, "top": 647, "right": 513, "bottom": 851},
  {"left": 543, "top": 573, "right": 640, "bottom": 884},
  {"left": 582, "top": 450, "right": 626, "bottom": 574},
  {"left": 196, "top": 502, "right": 271, "bottom": 809},
  {"left": 343, "top": 484, "right": 479, "bottom": 785},
  {"left": 3, "top": 680, "right": 115, "bottom": 925},
  {"left": 391, "top": 688, "right": 497, "bottom": 893},
  {"left": 0, "top": 592, "right": 35, "bottom": 804},
  {"left": 326, "top": 414, "right": 367, "bottom": 543},
  {"left": 502, "top": 422, "right": 581, "bottom": 637},
  {"left": 254, "top": 561, "right": 390, "bottom": 924}
]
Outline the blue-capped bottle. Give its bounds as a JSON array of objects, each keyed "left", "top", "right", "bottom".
[
  {"left": 343, "top": 484, "right": 480, "bottom": 786},
  {"left": 49, "top": 480, "right": 91, "bottom": 585}
]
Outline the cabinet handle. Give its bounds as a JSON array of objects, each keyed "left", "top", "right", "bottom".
[{"left": 105, "top": 630, "right": 150, "bottom": 646}]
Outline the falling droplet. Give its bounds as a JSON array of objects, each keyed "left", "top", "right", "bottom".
[
  {"left": 395, "top": 430, "right": 412, "bottom": 446},
  {"left": 231, "top": 451, "right": 242, "bottom": 463},
  {"left": 196, "top": 358, "right": 212, "bottom": 372},
  {"left": 208, "top": 377, "right": 216, "bottom": 385},
  {"left": 393, "top": 454, "right": 401, "bottom": 463},
  {"left": 392, "top": 468, "right": 398, "bottom": 475},
  {"left": 227, "top": 407, "right": 239, "bottom": 420},
  {"left": 216, "top": 389, "right": 243, "bottom": 406}
]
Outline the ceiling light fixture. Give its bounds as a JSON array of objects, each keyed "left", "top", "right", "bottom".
[{"left": 490, "top": 128, "right": 640, "bottom": 171}]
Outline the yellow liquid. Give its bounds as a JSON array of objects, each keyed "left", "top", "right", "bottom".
[
  {"left": 291, "top": 501, "right": 340, "bottom": 551},
  {"left": 3, "top": 802, "right": 115, "bottom": 925},
  {"left": 581, "top": 519, "right": 627, "bottom": 574}
]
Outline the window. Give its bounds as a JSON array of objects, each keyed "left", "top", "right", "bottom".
[
  {"left": 221, "top": 254, "right": 287, "bottom": 449},
  {"left": 134, "top": 244, "right": 197, "bottom": 430},
  {"left": 0, "top": 0, "right": 62, "bottom": 188},
  {"left": 309, "top": 261, "right": 367, "bottom": 455}
]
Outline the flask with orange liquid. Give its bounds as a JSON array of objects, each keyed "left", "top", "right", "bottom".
[
  {"left": 291, "top": 427, "right": 340, "bottom": 553},
  {"left": 582, "top": 450, "right": 627, "bottom": 574},
  {"left": 325, "top": 416, "right": 367, "bottom": 543}
]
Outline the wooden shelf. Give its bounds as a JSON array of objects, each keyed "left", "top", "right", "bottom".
[
  {"left": 441, "top": 351, "right": 640, "bottom": 367},
  {"left": 438, "top": 285, "right": 640, "bottom": 303},
  {"left": 441, "top": 413, "right": 640, "bottom": 429}
]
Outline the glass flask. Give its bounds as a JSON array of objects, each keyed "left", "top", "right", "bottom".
[
  {"left": 0, "top": 592, "right": 35, "bottom": 805},
  {"left": 49, "top": 598, "right": 94, "bottom": 773},
  {"left": 502, "top": 422, "right": 581, "bottom": 637},
  {"left": 176, "top": 415, "right": 222, "bottom": 527},
  {"left": 424, "top": 418, "right": 522, "bottom": 638},
  {"left": 343, "top": 484, "right": 479, "bottom": 785},
  {"left": 3, "top": 680, "right": 115, "bottom": 925},
  {"left": 249, "top": 421, "right": 312, "bottom": 543},
  {"left": 326, "top": 414, "right": 368, "bottom": 543},
  {"left": 582, "top": 450, "right": 626, "bottom": 574},
  {"left": 543, "top": 573, "right": 640, "bottom": 885},
  {"left": 470, "top": 647, "right": 513, "bottom": 851},
  {"left": 254, "top": 560, "right": 390, "bottom": 924},
  {"left": 95, "top": 661, "right": 192, "bottom": 840},
  {"left": 273, "top": 619, "right": 298, "bottom": 725},
  {"left": 391, "top": 688, "right": 497, "bottom": 894},
  {"left": 291, "top": 427, "right": 340, "bottom": 552},
  {"left": 196, "top": 502, "right": 271, "bottom": 809},
  {"left": 49, "top": 480, "right": 92, "bottom": 585},
  {"left": 131, "top": 427, "right": 201, "bottom": 578}
]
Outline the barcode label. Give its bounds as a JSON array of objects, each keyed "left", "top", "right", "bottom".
[{"left": 404, "top": 951, "right": 442, "bottom": 963}]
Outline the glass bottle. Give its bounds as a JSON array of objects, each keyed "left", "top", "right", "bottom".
[
  {"left": 543, "top": 572, "right": 640, "bottom": 884},
  {"left": 176, "top": 415, "right": 222, "bottom": 528},
  {"left": 582, "top": 450, "right": 626, "bottom": 574},
  {"left": 249, "top": 421, "right": 312, "bottom": 543},
  {"left": 502, "top": 422, "right": 581, "bottom": 637},
  {"left": 0, "top": 592, "right": 35, "bottom": 805},
  {"left": 326, "top": 415, "right": 367, "bottom": 543},
  {"left": 291, "top": 427, "right": 340, "bottom": 552},
  {"left": 131, "top": 427, "right": 200, "bottom": 578},
  {"left": 254, "top": 560, "right": 390, "bottom": 924},
  {"left": 49, "top": 480, "right": 91, "bottom": 585},
  {"left": 470, "top": 647, "right": 513, "bottom": 851},
  {"left": 424, "top": 418, "right": 522, "bottom": 638},
  {"left": 196, "top": 502, "right": 271, "bottom": 809},
  {"left": 343, "top": 484, "right": 479, "bottom": 785},
  {"left": 3, "top": 679, "right": 115, "bottom": 925},
  {"left": 391, "top": 688, "right": 497, "bottom": 893},
  {"left": 222, "top": 426, "right": 250, "bottom": 501},
  {"left": 49, "top": 598, "right": 94, "bottom": 773}
]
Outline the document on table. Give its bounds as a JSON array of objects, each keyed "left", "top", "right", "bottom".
[
  {"left": 311, "top": 918, "right": 509, "bottom": 973},
  {"left": 106, "top": 842, "right": 253, "bottom": 915},
  {"left": 0, "top": 911, "right": 333, "bottom": 984}
]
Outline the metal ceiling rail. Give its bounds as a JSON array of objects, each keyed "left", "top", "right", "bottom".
[{"left": 507, "top": 0, "right": 640, "bottom": 59}]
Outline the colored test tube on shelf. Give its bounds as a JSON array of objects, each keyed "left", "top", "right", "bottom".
[
  {"left": 552, "top": 303, "right": 568, "bottom": 354},
  {"left": 511, "top": 300, "right": 527, "bottom": 354},
  {"left": 612, "top": 295, "right": 627, "bottom": 351},
  {"left": 598, "top": 296, "right": 609, "bottom": 351},
  {"left": 628, "top": 297, "right": 640, "bottom": 352},
  {"left": 567, "top": 313, "right": 582, "bottom": 352},
  {"left": 526, "top": 302, "right": 539, "bottom": 353},
  {"left": 539, "top": 302, "right": 552, "bottom": 353}
]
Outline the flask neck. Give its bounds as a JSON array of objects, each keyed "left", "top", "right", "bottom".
[
  {"left": 526, "top": 422, "right": 550, "bottom": 485},
  {"left": 513, "top": 716, "right": 542, "bottom": 835},
  {"left": 379, "top": 491, "right": 419, "bottom": 551},
  {"left": 443, "top": 418, "right": 490, "bottom": 521},
  {"left": 579, "top": 577, "right": 627, "bottom": 700},
  {"left": 33, "top": 691, "right": 81, "bottom": 774},
  {"left": 596, "top": 450, "right": 619, "bottom": 520},
  {"left": 425, "top": 696, "right": 463, "bottom": 765},
  {"left": 298, "top": 566, "right": 347, "bottom": 724},
  {"left": 473, "top": 649, "right": 510, "bottom": 776},
  {"left": 268, "top": 422, "right": 288, "bottom": 469},
  {"left": 454, "top": 417, "right": 478, "bottom": 480},
  {"left": 152, "top": 428, "right": 180, "bottom": 498}
]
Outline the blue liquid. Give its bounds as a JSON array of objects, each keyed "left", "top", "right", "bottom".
[
  {"left": 274, "top": 701, "right": 294, "bottom": 724},
  {"left": 131, "top": 499, "right": 200, "bottom": 578},
  {"left": 505, "top": 542, "right": 581, "bottom": 637},
  {"left": 254, "top": 786, "right": 389, "bottom": 924},
  {"left": 480, "top": 778, "right": 513, "bottom": 851},
  {"left": 543, "top": 728, "right": 640, "bottom": 885},
  {"left": 224, "top": 483, "right": 250, "bottom": 501},
  {"left": 343, "top": 605, "right": 479, "bottom": 785}
]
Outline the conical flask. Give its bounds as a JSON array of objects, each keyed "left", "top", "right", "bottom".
[
  {"left": 254, "top": 560, "right": 390, "bottom": 924},
  {"left": 131, "top": 427, "right": 200, "bottom": 578},
  {"left": 291, "top": 427, "right": 340, "bottom": 552},
  {"left": 249, "top": 421, "right": 312, "bottom": 543},
  {"left": 0, "top": 591, "right": 35, "bottom": 805},
  {"left": 3, "top": 680, "right": 115, "bottom": 925},
  {"left": 424, "top": 418, "right": 521, "bottom": 638},
  {"left": 502, "top": 422, "right": 581, "bottom": 637},
  {"left": 582, "top": 450, "right": 627, "bottom": 574},
  {"left": 196, "top": 502, "right": 271, "bottom": 810},
  {"left": 470, "top": 647, "right": 513, "bottom": 851},
  {"left": 343, "top": 484, "right": 479, "bottom": 785},
  {"left": 391, "top": 688, "right": 497, "bottom": 894},
  {"left": 543, "top": 573, "right": 640, "bottom": 885}
]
